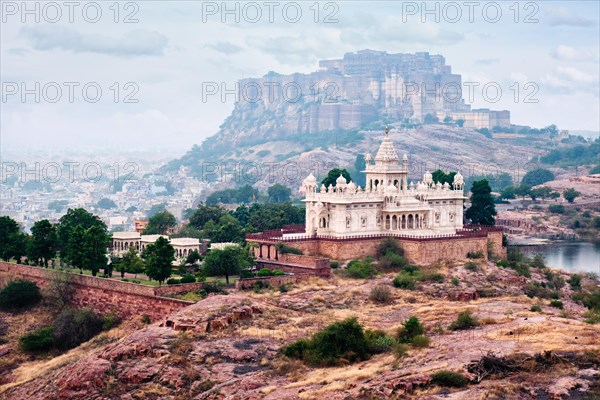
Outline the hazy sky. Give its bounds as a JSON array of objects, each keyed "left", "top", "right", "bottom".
[{"left": 1, "top": 1, "right": 599, "bottom": 152}]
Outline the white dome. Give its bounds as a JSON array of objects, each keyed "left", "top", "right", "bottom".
[
  {"left": 348, "top": 181, "right": 356, "bottom": 189},
  {"left": 303, "top": 173, "right": 316, "bottom": 184},
  {"left": 453, "top": 171, "right": 464, "bottom": 185},
  {"left": 336, "top": 174, "right": 347, "bottom": 185},
  {"left": 417, "top": 181, "right": 427, "bottom": 191},
  {"left": 386, "top": 183, "right": 397, "bottom": 193},
  {"left": 423, "top": 171, "right": 433, "bottom": 184}
]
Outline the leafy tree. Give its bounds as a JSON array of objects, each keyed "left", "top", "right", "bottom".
[
  {"left": 203, "top": 246, "right": 251, "bottom": 285},
  {"left": 267, "top": 184, "right": 292, "bottom": 203},
  {"left": 185, "top": 249, "right": 201, "bottom": 266},
  {"left": 353, "top": 154, "right": 367, "bottom": 187},
  {"left": 245, "top": 203, "right": 305, "bottom": 232},
  {"left": 143, "top": 237, "right": 175, "bottom": 284},
  {"left": 75, "top": 225, "right": 110, "bottom": 276},
  {"left": 443, "top": 116, "right": 452, "bottom": 124},
  {"left": 431, "top": 170, "right": 456, "bottom": 185},
  {"left": 96, "top": 198, "right": 117, "bottom": 209},
  {"left": 466, "top": 180, "right": 497, "bottom": 225},
  {"left": 144, "top": 210, "right": 177, "bottom": 235},
  {"left": 203, "top": 214, "right": 245, "bottom": 243},
  {"left": 515, "top": 184, "right": 532, "bottom": 200},
  {"left": 57, "top": 208, "right": 107, "bottom": 264},
  {"left": 321, "top": 168, "right": 352, "bottom": 188},
  {"left": 456, "top": 119, "right": 465, "bottom": 128},
  {"left": 521, "top": 168, "right": 555, "bottom": 187},
  {"left": 205, "top": 184, "right": 259, "bottom": 205},
  {"left": 120, "top": 247, "right": 146, "bottom": 278},
  {"left": 188, "top": 204, "right": 226, "bottom": 229},
  {"left": 563, "top": 188, "right": 581, "bottom": 203},
  {"left": 0, "top": 216, "right": 27, "bottom": 262},
  {"left": 53, "top": 309, "right": 103, "bottom": 350},
  {"left": 499, "top": 185, "right": 516, "bottom": 200},
  {"left": 27, "top": 219, "right": 58, "bottom": 267},
  {"left": 231, "top": 205, "right": 250, "bottom": 226},
  {"left": 530, "top": 186, "right": 555, "bottom": 201}
]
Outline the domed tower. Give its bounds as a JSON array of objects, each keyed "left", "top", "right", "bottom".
[{"left": 364, "top": 127, "right": 409, "bottom": 192}]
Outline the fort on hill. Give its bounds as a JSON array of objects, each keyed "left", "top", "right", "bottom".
[
  {"left": 247, "top": 129, "right": 506, "bottom": 265},
  {"left": 233, "top": 49, "right": 509, "bottom": 136}
]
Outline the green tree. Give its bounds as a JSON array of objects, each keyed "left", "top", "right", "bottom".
[
  {"left": 96, "top": 198, "right": 117, "bottom": 209},
  {"left": 185, "top": 249, "right": 201, "bottom": 266},
  {"left": 456, "top": 119, "right": 465, "bottom": 128},
  {"left": 424, "top": 113, "right": 438, "bottom": 124},
  {"left": 500, "top": 185, "right": 516, "bottom": 200},
  {"left": 144, "top": 210, "right": 177, "bottom": 235},
  {"left": 57, "top": 208, "right": 107, "bottom": 265},
  {"left": 27, "top": 219, "right": 58, "bottom": 267},
  {"left": 443, "top": 116, "right": 452, "bottom": 124},
  {"left": 203, "top": 246, "right": 250, "bottom": 285},
  {"left": 0, "top": 216, "right": 27, "bottom": 263},
  {"left": 321, "top": 168, "right": 352, "bottom": 188},
  {"left": 466, "top": 180, "right": 497, "bottom": 225},
  {"left": 521, "top": 168, "right": 555, "bottom": 187},
  {"left": 515, "top": 184, "right": 532, "bottom": 200},
  {"left": 120, "top": 247, "right": 146, "bottom": 278},
  {"left": 432, "top": 170, "right": 456, "bottom": 185},
  {"left": 267, "top": 184, "right": 292, "bottom": 203},
  {"left": 563, "top": 188, "right": 581, "bottom": 203},
  {"left": 143, "top": 237, "right": 175, "bottom": 285},
  {"left": 188, "top": 204, "right": 226, "bottom": 229},
  {"left": 530, "top": 186, "right": 555, "bottom": 201},
  {"left": 76, "top": 226, "right": 110, "bottom": 276},
  {"left": 353, "top": 154, "right": 367, "bottom": 187},
  {"left": 245, "top": 203, "right": 305, "bottom": 233}
]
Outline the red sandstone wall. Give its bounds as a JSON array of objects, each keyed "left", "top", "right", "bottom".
[
  {"left": 284, "top": 232, "right": 506, "bottom": 264},
  {"left": 0, "top": 262, "right": 192, "bottom": 321},
  {"left": 235, "top": 275, "right": 300, "bottom": 289}
]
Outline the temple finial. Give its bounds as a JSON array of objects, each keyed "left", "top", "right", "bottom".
[{"left": 385, "top": 126, "right": 389, "bottom": 137}]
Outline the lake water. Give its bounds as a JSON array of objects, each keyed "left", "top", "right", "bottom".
[{"left": 515, "top": 242, "right": 600, "bottom": 274}]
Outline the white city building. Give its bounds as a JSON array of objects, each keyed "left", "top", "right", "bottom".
[
  {"left": 111, "top": 232, "right": 204, "bottom": 260},
  {"left": 300, "top": 128, "right": 466, "bottom": 238}
]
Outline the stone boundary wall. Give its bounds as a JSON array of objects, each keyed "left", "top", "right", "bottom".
[
  {"left": 282, "top": 231, "right": 506, "bottom": 264},
  {"left": 235, "top": 275, "right": 300, "bottom": 290},
  {"left": 0, "top": 262, "right": 193, "bottom": 321},
  {"left": 278, "top": 253, "right": 329, "bottom": 269},
  {"left": 154, "top": 282, "right": 207, "bottom": 296},
  {"left": 257, "top": 260, "right": 331, "bottom": 277}
]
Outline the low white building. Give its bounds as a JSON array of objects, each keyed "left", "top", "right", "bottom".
[
  {"left": 111, "top": 232, "right": 204, "bottom": 261},
  {"left": 300, "top": 128, "right": 466, "bottom": 238}
]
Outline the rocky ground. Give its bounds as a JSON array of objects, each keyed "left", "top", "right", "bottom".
[{"left": 1, "top": 261, "right": 599, "bottom": 400}]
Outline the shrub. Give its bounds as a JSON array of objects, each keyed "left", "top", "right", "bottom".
[
  {"left": 180, "top": 274, "right": 196, "bottom": 284},
  {"left": 421, "top": 271, "right": 445, "bottom": 283},
  {"left": 272, "top": 269, "right": 285, "bottom": 276},
  {"left": 102, "top": 312, "right": 121, "bottom": 331},
  {"left": 166, "top": 278, "right": 180, "bottom": 285},
  {"left": 276, "top": 243, "right": 303, "bottom": 255},
  {"left": 524, "top": 282, "right": 558, "bottom": 299},
  {"left": 568, "top": 274, "right": 582, "bottom": 291},
  {"left": 496, "top": 260, "right": 510, "bottom": 268},
  {"left": 378, "top": 253, "right": 407, "bottom": 271},
  {"left": 369, "top": 285, "right": 392, "bottom": 303},
  {"left": 430, "top": 370, "right": 469, "bottom": 388},
  {"left": 466, "top": 251, "right": 484, "bottom": 259},
  {"left": 346, "top": 260, "right": 377, "bottom": 279},
  {"left": 530, "top": 254, "right": 545, "bottom": 268},
  {"left": 411, "top": 334, "right": 430, "bottom": 348},
  {"left": 549, "top": 204, "right": 565, "bottom": 214},
  {"left": 365, "top": 329, "right": 395, "bottom": 353},
  {"left": 465, "top": 261, "right": 478, "bottom": 271},
  {"left": 530, "top": 305, "right": 542, "bottom": 312},
  {"left": 239, "top": 269, "right": 254, "bottom": 279},
  {"left": 283, "top": 318, "right": 374, "bottom": 366},
  {"left": 141, "top": 315, "right": 151, "bottom": 324},
  {"left": 392, "top": 342, "right": 409, "bottom": 359},
  {"left": 451, "top": 277, "right": 460, "bottom": 286},
  {"left": 53, "top": 309, "right": 103, "bottom": 350},
  {"left": 398, "top": 316, "right": 425, "bottom": 343},
  {"left": 279, "top": 284, "right": 289, "bottom": 293},
  {"left": 550, "top": 300, "right": 564, "bottom": 309},
  {"left": 513, "top": 263, "right": 531, "bottom": 278},
  {"left": 584, "top": 310, "right": 600, "bottom": 324},
  {"left": 19, "top": 327, "right": 55, "bottom": 353},
  {"left": 0, "top": 280, "right": 42, "bottom": 311},
  {"left": 402, "top": 265, "right": 420, "bottom": 274},
  {"left": 330, "top": 261, "right": 339, "bottom": 269},
  {"left": 449, "top": 310, "right": 479, "bottom": 331},
  {"left": 393, "top": 274, "right": 417, "bottom": 290},
  {"left": 376, "top": 237, "right": 404, "bottom": 258},
  {"left": 202, "top": 281, "right": 225, "bottom": 296},
  {"left": 257, "top": 268, "right": 272, "bottom": 277},
  {"left": 545, "top": 270, "right": 565, "bottom": 290}
]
